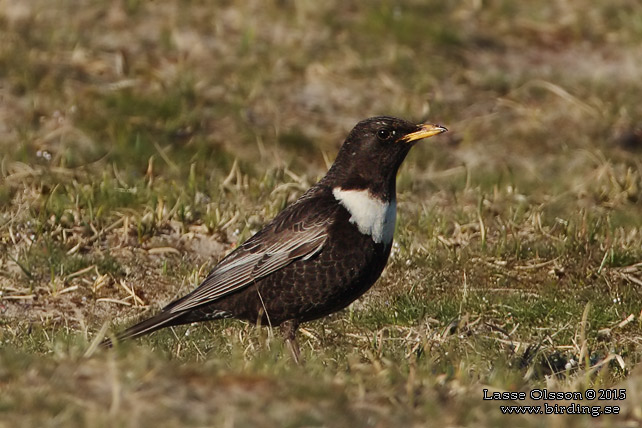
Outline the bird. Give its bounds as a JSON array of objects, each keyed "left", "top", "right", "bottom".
[{"left": 101, "top": 116, "right": 447, "bottom": 361}]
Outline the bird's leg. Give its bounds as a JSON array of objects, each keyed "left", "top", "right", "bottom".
[{"left": 280, "top": 319, "right": 301, "bottom": 364}]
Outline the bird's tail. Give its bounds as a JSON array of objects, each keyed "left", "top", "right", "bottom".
[{"left": 100, "top": 310, "right": 185, "bottom": 348}]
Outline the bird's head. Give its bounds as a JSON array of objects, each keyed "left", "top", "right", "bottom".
[{"left": 322, "top": 116, "right": 447, "bottom": 197}]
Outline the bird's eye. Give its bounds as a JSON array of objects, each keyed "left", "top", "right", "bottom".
[{"left": 377, "top": 129, "right": 392, "bottom": 141}]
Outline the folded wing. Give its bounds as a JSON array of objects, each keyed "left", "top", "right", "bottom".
[{"left": 165, "top": 192, "right": 336, "bottom": 313}]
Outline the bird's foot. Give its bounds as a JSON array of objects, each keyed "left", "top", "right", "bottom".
[{"left": 280, "top": 319, "right": 301, "bottom": 364}]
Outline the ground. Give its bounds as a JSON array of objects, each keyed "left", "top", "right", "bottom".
[{"left": 1, "top": 1, "right": 642, "bottom": 427}]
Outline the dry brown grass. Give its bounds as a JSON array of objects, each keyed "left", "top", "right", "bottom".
[{"left": 1, "top": 0, "right": 642, "bottom": 426}]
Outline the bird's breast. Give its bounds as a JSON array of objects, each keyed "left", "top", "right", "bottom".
[{"left": 332, "top": 187, "right": 396, "bottom": 245}]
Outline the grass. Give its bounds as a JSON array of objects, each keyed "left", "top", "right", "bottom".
[{"left": 1, "top": 0, "right": 642, "bottom": 426}]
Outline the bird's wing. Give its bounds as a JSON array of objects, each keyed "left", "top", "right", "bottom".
[{"left": 165, "top": 192, "right": 337, "bottom": 313}]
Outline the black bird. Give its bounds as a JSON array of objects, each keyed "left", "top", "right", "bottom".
[{"left": 101, "top": 116, "right": 447, "bottom": 360}]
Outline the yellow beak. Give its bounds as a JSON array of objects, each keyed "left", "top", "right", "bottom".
[{"left": 401, "top": 124, "right": 448, "bottom": 143}]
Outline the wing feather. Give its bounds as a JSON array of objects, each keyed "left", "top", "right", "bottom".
[{"left": 166, "top": 191, "right": 336, "bottom": 313}]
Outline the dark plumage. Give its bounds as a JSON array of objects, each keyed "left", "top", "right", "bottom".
[{"left": 101, "top": 116, "right": 447, "bottom": 360}]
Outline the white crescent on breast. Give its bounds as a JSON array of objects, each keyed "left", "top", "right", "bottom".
[{"left": 332, "top": 187, "right": 396, "bottom": 245}]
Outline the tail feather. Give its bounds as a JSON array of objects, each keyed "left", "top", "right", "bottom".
[{"left": 100, "top": 310, "right": 185, "bottom": 348}]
